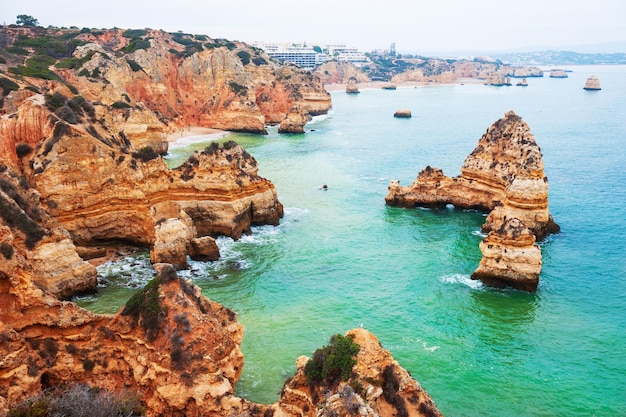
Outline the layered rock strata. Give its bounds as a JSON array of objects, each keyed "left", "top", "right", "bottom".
[
  {"left": 276, "top": 328, "right": 443, "bottom": 417},
  {"left": 386, "top": 111, "right": 559, "bottom": 291},
  {"left": 0, "top": 261, "right": 442, "bottom": 417},
  {"left": 583, "top": 75, "right": 601, "bottom": 90}
]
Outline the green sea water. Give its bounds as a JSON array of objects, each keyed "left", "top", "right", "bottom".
[{"left": 78, "top": 65, "right": 626, "bottom": 416}]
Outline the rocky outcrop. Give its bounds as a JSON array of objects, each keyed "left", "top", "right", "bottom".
[
  {"left": 386, "top": 111, "right": 559, "bottom": 291},
  {"left": 274, "top": 328, "right": 443, "bottom": 417},
  {"left": 313, "top": 61, "right": 370, "bottom": 85},
  {"left": 0, "top": 165, "right": 97, "bottom": 299},
  {"left": 549, "top": 69, "right": 568, "bottom": 78},
  {"left": 511, "top": 67, "right": 543, "bottom": 78},
  {"left": 0, "top": 263, "right": 246, "bottom": 416},
  {"left": 516, "top": 78, "right": 528, "bottom": 86},
  {"left": 0, "top": 26, "right": 331, "bottom": 139},
  {"left": 1, "top": 260, "right": 442, "bottom": 417},
  {"left": 28, "top": 122, "right": 283, "bottom": 250},
  {"left": 583, "top": 75, "right": 601, "bottom": 90},
  {"left": 346, "top": 77, "right": 360, "bottom": 94},
  {"left": 394, "top": 109, "right": 412, "bottom": 118},
  {"left": 278, "top": 104, "right": 309, "bottom": 133},
  {"left": 471, "top": 218, "right": 542, "bottom": 292}
]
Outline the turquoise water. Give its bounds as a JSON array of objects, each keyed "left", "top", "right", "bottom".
[{"left": 79, "top": 65, "right": 626, "bottom": 416}]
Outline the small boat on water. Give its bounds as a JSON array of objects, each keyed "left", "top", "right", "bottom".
[{"left": 583, "top": 75, "right": 601, "bottom": 90}]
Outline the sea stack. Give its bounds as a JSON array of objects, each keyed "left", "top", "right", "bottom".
[
  {"left": 346, "top": 76, "right": 360, "bottom": 94},
  {"left": 394, "top": 109, "right": 412, "bottom": 118},
  {"left": 549, "top": 69, "right": 568, "bottom": 78},
  {"left": 386, "top": 111, "right": 559, "bottom": 292},
  {"left": 583, "top": 75, "right": 601, "bottom": 90}
]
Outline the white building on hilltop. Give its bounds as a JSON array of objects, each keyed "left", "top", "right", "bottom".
[{"left": 252, "top": 42, "right": 369, "bottom": 69}]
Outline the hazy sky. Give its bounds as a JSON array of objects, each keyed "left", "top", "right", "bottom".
[{"left": 2, "top": 0, "right": 625, "bottom": 53}]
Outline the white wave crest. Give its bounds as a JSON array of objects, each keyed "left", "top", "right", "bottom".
[
  {"left": 440, "top": 273, "right": 484, "bottom": 289},
  {"left": 96, "top": 252, "right": 155, "bottom": 289}
]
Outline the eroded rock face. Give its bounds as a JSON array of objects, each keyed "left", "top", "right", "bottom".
[
  {"left": 0, "top": 264, "right": 245, "bottom": 417},
  {"left": 386, "top": 111, "right": 559, "bottom": 291},
  {"left": 278, "top": 105, "right": 309, "bottom": 133},
  {"left": 0, "top": 261, "right": 442, "bottom": 417},
  {"left": 471, "top": 218, "right": 542, "bottom": 292},
  {"left": 274, "top": 328, "right": 443, "bottom": 417}
]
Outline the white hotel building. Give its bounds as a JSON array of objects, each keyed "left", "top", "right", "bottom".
[{"left": 252, "top": 42, "right": 369, "bottom": 69}]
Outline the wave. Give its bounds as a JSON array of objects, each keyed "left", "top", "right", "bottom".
[
  {"left": 471, "top": 229, "right": 488, "bottom": 238},
  {"left": 308, "top": 111, "right": 334, "bottom": 125},
  {"left": 95, "top": 252, "right": 155, "bottom": 289},
  {"left": 440, "top": 273, "right": 484, "bottom": 290}
]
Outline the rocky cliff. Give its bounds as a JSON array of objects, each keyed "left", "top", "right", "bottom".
[
  {"left": 0, "top": 26, "right": 334, "bottom": 296},
  {"left": 386, "top": 111, "right": 559, "bottom": 291},
  {"left": 0, "top": 26, "right": 331, "bottom": 137},
  {"left": 275, "top": 328, "right": 443, "bottom": 417},
  {"left": 0, "top": 260, "right": 442, "bottom": 417}
]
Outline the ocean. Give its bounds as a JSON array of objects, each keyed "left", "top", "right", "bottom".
[{"left": 78, "top": 65, "right": 626, "bottom": 416}]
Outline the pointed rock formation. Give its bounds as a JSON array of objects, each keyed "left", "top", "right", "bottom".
[
  {"left": 346, "top": 77, "right": 360, "bottom": 94},
  {"left": 583, "top": 75, "right": 601, "bottom": 90},
  {"left": 386, "top": 111, "right": 559, "bottom": 291}
]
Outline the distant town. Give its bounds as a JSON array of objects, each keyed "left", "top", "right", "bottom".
[{"left": 251, "top": 41, "right": 626, "bottom": 68}]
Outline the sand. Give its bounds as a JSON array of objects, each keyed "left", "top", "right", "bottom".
[{"left": 166, "top": 126, "right": 225, "bottom": 143}]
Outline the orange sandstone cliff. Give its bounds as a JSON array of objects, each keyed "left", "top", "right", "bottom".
[
  {"left": 0, "top": 257, "right": 443, "bottom": 416},
  {"left": 386, "top": 111, "right": 559, "bottom": 291}
]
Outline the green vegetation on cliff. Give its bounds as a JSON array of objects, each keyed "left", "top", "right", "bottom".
[{"left": 304, "top": 333, "right": 360, "bottom": 384}]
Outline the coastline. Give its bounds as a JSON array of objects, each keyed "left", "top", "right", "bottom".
[{"left": 323, "top": 78, "right": 483, "bottom": 92}]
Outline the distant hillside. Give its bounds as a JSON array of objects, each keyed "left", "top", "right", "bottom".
[{"left": 493, "top": 50, "right": 626, "bottom": 66}]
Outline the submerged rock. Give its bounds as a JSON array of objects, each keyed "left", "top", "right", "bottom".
[{"left": 386, "top": 111, "right": 559, "bottom": 291}]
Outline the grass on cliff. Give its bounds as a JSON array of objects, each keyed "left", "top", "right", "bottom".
[
  {"left": 8, "top": 384, "right": 145, "bottom": 417},
  {"left": 304, "top": 334, "right": 360, "bottom": 384}
]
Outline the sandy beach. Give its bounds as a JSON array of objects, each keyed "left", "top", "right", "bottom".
[{"left": 166, "top": 126, "right": 226, "bottom": 143}]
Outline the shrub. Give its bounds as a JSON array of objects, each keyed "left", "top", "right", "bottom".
[
  {"left": 122, "top": 277, "right": 163, "bottom": 341},
  {"left": 0, "top": 242, "right": 14, "bottom": 259},
  {"left": 382, "top": 365, "right": 408, "bottom": 417},
  {"left": 0, "top": 192, "right": 46, "bottom": 249},
  {"left": 9, "top": 55, "right": 60, "bottom": 81},
  {"left": 0, "top": 77, "right": 20, "bottom": 96},
  {"left": 237, "top": 50, "right": 251, "bottom": 65},
  {"left": 304, "top": 334, "right": 360, "bottom": 384},
  {"left": 15, "top": 143, "right": 33, "bottom": 158},
  {"left": 55, "top": 105, "right": 77, "bottom": 124},
  {"left": 82, "top": 358, "right": 95, "bottom": 372},
  {"left": 252, "top": 56, "right": 268, "bottom": 66},
  {"left": 45, "top": 92, "right": 67, "bottom": 111},
  {"left": 111, "top": 101, "right": 130, "bottom": 109},
  {"left": 8, "top": 384, "right": 145, "bottom": 417},
  {"left": 132, "top": 146, "right": 159, "bottom": 162},
  {"left": 5, "top": 46, "right": 29, "bottom": 55},
  {"left": 126, "top": 58, "right": 143, "bottom": 72},
  {"left": 122, "top": 38, "right": 151, "bottom": 53},
  {"left": 122, "top": 29, "right": 148, "bottom": 38},
  {"left": 228, "top": 81, "right": 247, "bottom": 96}
]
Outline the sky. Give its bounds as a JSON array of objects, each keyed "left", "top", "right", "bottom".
[{"left": 2, "top": 0, "right": 625, "bottom": 54}]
